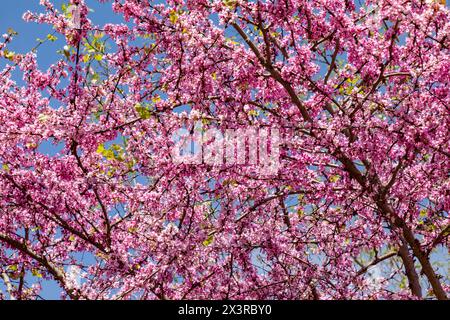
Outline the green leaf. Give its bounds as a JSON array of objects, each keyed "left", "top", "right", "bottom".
[
  {"left": 91, "top": 72, "right": 100, "bottom": 84},
  {"left": 111, "top": 144, "right": 125, "bottom": 161},
  {"left": 223, "top": 0, "right": 237, "bottom": 9},
  {"left": 93, "top": 32, "right": 105, "bottom": 40},
  {"left": 94, "top": 53, "right": 103, "bottom": 61},
  {"left": 7, "top": 27, "right": 18, "bottom": 36},
  {"left": 330, "top": 175, "right": 340, "bottom": 183},
  {"left": 399, "top": 276, "right": 407, "bottom": 289},
  {"left": 169, "top": 10, "right": 179, "bottom": 24},
  {"left": 37, "top": 113, "right": 49, "bottom": 122},
  {"left": 8, "top": 264, "right": 18, "bottom": 272},
  {"left": 97, "top": 144, "right": 105, "bottom": 154},
  {"left": 32, "top": 268, "right": 43, "bottom": 278},
  {"left": 128, "top": 227, "right": 137, "bottom": 233},
  {"left": 4, "top": 49, "right": 15, "bottom": 61},
  {"left": 443, "top": 228, "right": 450, "bottom": 237},
  {"left": 97, "top": 144, "right": 124, "bottom": 161},
  {"left": 152, "top": 96, "right": 161, "bottom": 103},
  {"left": 202, "top": 234, "right": 214, "bottom": 246},
  {"left": 135, "top": 103, "right": 152, "bottom": 120},
  {"left": 46, "top": 33, "right": 58, "bottom": 42},
  {"left": 247, "top": 109, "right": 259, "bottom": 117},
  {"left": 419, "top": 209, "right": 428, "bottom": 218}
]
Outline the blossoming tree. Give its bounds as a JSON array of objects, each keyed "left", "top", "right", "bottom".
[{"left": 0, "top": 0, "right": 448, "bottom": 300}]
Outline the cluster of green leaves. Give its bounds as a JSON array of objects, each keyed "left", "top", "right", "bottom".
[
  {"left": 97, "top": 143, "right": 126, "bottom": 162},
  {"left": 83, "top": 32, "right": 106, "bottom": 63},
  {"left": 135, "top": 102, "right": 154, "bottom": 120}
]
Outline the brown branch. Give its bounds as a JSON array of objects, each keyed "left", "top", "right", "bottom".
[
  {"left": 356, "top": 251, "right": 398, "bottom": 276},
  {"left": 324, "top": 40, "right": 339, "bottom": 84},
  {"left": 398, "top": 241, "right": 422, "bottom": 298},
  {"left": 0, "top": 233, "right": 80, "bottom": 300},
  {"left": 231, "top": 22, "right": 312, "bottom": 122}
]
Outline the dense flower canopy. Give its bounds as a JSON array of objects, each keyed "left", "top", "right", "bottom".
[{"left": 0, "top": 0, "right": 448, "bottom": 300}]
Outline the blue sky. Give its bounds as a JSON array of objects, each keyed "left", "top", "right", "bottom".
[{"left": 1, "top": 1, "right": 122, "bottom": 69}]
